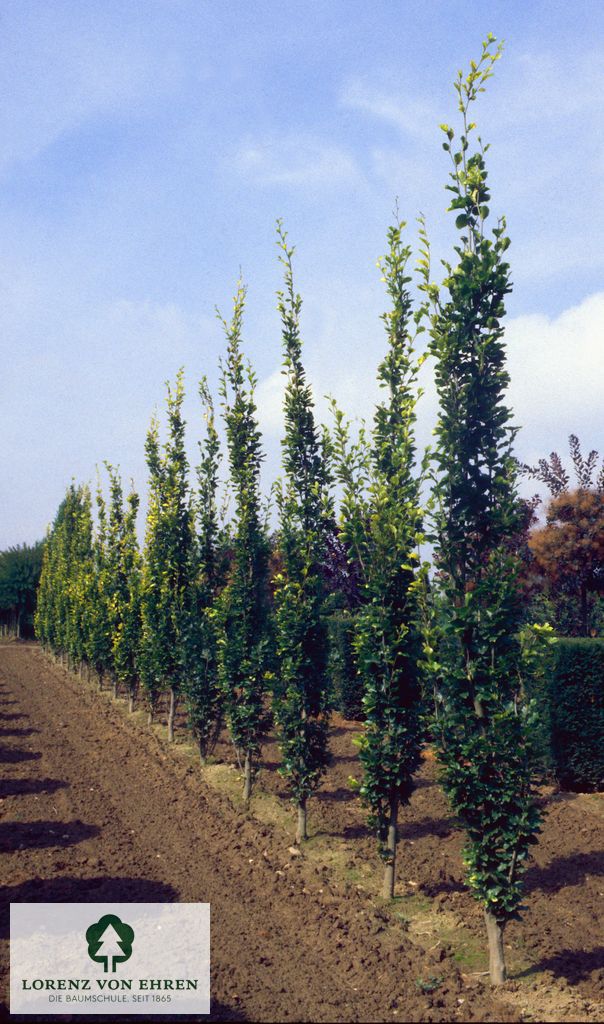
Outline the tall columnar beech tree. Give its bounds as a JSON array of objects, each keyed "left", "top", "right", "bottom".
[
  {"left": 272, "top": 224, "right": 333, "bottom": 844},
  {"left": 332, "top": 219, "right": 427, "bottom": 898},
  {"left": 140, "top": 415, "right": 165, "bottom": 719},
  {"left": 36, "top": 484, "right": 92, "bottom": 659},
  {"left": 85, "top": 482, "right": 113, "bottom": 686},
  {"left": 218, "top": 282, "right": 272, "bottom": 803},
  {"left": 140, "top": 371, "right": 194, "bottom": 740},
  {"left": 184, "top": 379, "right": 226, "bottom": 762},
  {"left": 422, "top": 38, "right": 542, "bottom": 984},
  {"left": 106, "top": 467, "right": 142, "bottom": 711},
  {"left": 67, "top": 485, "right": 96, "bottom": 674}
]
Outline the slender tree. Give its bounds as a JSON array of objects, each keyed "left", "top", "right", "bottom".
[
  {"left": 140, "top": 372, "right": 193, "bottom": 740},
  {"left": 35, "top": 484, "right": 96, "bottom": 674},
  {"left": 84, "top": 482, "right": 113, "bottom": 687},
  {"left": 218, "top": 282, "right": 272, "bottom": 804},
  {"left": 272, "top": 224, "right": 333, "bottom": 844},
  {"left": 184, "top": 378, "right": 227, "bottom": 762},
  {"left": 106, "top": 467, "right": 142, "bottom": 710},
  {"left": 423, "top": 37, "right": 542, "bottom": 984},
  {"left": 332, "top": 219, "right": 427, "bottom": 898}
]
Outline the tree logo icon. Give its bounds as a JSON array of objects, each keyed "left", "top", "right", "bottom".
[{"left": 85, "top": 914, "right": 135, "bottom": 973}]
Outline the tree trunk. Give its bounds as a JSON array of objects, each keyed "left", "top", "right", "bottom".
[
  {"left": 243, "top": 750, "right": 252, "bottom": 805},
  {"left": 128, "top": 691, "right": 135, "bottom": 714},
  {"left": 112, "top": 677, "right": 118, "bottom": 699},
  {"left": 484, "top": 910, "right": 506, "bottom": 985},
  {"left": 382, "top": 794, "right": 399, "bottom": 899},
  {"left": 147, "top": 708, "right": 154, "bottom": 726},
  {"left": 167, "top": 687, "right": 176, "bottom": 742},
  {"left": 98, "top": 670, "right": 104, "bottom": 690},
  {"left": 296, "top": 796, "right": 308, "bottom": 844}
]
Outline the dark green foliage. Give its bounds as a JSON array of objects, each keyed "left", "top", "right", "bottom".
[
  {"left": 423, "top": 38, "right": 542, "bottom": 930},
  {"left": 218, "top": 282, "right": 272, "bottom": 793},
  {"left": 549, "top": 639, "right": 604, "bottom": 791},
  {"left": 85, "top": 484, "right": 113, "bottom": 679},
  {"left": 332, "top": 218, "right": 427, "bottom": 871},
  {"left": 140, "top": 371, "right": 194, "bottom": 722},
  {"left": 106, "top": 467, "right": 142, "bottom": 701},
  {"left": 184, "top": 379, "right": 227, "bottom": 761},
  {"left": 517, "top": 624, "right": 556, "bottom": 780},
  {"left": 0, "top": 541, "right": 44, "bottom": 638},
  {"left": 272, "top": 224, "right": 333, "bottom": 819},
  {"left": 326, "top": 612, "right": 363, "bottom": 719}
]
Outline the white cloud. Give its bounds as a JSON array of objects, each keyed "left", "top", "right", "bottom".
[
  {"left": 341, "top": 79, "right": 438, "bottom": 141},
  {"left": 255, "top": 291, "right": 604, "bottom": 489},
  {"left": 491, "top": 50, "right": 604, "bottom": 128},
  {"left": 235, "top": 134, "right": 361, "bottom": 188},
  {"left": 506, "top": 291, "right": 604, "bottom": 457},
  {"left": 0, "top": 12, "right": 184, "bottom": 175}
]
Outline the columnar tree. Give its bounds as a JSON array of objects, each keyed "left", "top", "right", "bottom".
[
  {"left": 106, "top": 467, "right": 142, "bottom": 710},
  {"left": 184, "top": 378, "right": 226, "bottom": 762},
  {"left": 272, "top": 224, "right": 333, "bottom": 844},
  {"left": 218, "top": 282, "right": 272, "bottom": 804},
  {"left": 140, "top": 371, "right": 194, "bottom": 740},
  {"left": 36, "top": 486, "right": 80, "bottom": 655},
  {"left": 67, "top": 486, "right": 95, "bottom": 674},
  {"left": 35, "top": 484, "right": 95, "bottom": 671},
  {"left": 332, "top": 219, "right": 427, "bottom": 898},
  {"left": 84, "top": 483, "right": 113, "bottom": 686},
  {"left": 423, "top": 38, "right": 541, "bottom": 984}
]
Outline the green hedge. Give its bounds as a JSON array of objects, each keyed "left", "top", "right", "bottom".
[
  {"left": 548, "top": 638, "right": 604, "bottom": 791},
  {"left": 327, "top": 612, "right": 364, "bottom": 719}
]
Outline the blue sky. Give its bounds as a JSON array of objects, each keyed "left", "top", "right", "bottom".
[{"left": 2, "top": 0, "right": 604, "bottom": 546}]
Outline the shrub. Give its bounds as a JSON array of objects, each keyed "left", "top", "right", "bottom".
[
  {"left": 327, "top": 612, "right": 363, "bottom": 719},
  {"left": 550, "top": 638, "right": 604, "bottom": 791}
]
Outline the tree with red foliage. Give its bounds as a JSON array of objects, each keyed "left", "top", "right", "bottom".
[
  {"left": 523, "top": 436, "right": 604, "bottom": 635},
  {"left": 529, "top": 488, "right": 604, "bottom": 636}
]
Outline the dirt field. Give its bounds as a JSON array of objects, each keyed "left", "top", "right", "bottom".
[{"left": 1, "top": 643, "right": 602, "bottom": 1023}]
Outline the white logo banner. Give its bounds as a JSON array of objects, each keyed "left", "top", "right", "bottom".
[{"left": 10, "top": 902, "right": 210, "bottom": 1015}]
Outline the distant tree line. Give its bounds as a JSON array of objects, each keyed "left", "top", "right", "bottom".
[{"left": 0, "top": 542, "right": 44, "bottom": 638}]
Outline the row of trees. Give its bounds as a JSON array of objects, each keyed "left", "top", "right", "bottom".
[{"left": 36, "top": 39, "right": 555, "bottom": 985}]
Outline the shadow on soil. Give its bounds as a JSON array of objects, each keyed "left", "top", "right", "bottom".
[
  {"left": 525, "top": 850, "right": 604, "bottom": 893},
  {"left": 0, "top": 820, "right": 99, "bottom": 853},
  {"left": 0, "top": 745, "right": 41, "bottom": 764},
  {"left": 0, "top": 727, "right": 39, "bottom": 738},
  {"left": 399, "top": 816, "right": 454, "bottom": 840},
  {"left": 0, "top": 778, "right": 67, "bottom": 798},
  {"left": 518, "top": 946, "right": 604, "bottom": 984},
  {"left": 0, "top": 875, "right": 179, "bottom": 939}
]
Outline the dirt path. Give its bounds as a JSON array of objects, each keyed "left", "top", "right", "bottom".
[{"left": 0, "top": 644, "right": 602, "bottom": 1022}]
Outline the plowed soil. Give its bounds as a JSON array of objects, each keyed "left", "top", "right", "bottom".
[{"left": 1, "top": 643, "right": 603, "bottom": 1023}]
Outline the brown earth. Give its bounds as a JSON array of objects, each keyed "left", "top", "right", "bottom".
[{"left": 0, "top": 643, "right": 602, "bottom": 1023}]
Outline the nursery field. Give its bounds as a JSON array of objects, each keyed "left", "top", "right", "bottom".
[{"left": 0, "top": 642, "right": 603, "bottom": 1023}]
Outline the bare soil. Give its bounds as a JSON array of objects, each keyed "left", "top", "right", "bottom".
[{"left": 0, "top": 643, "right": 602, "bottom": 1023}]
